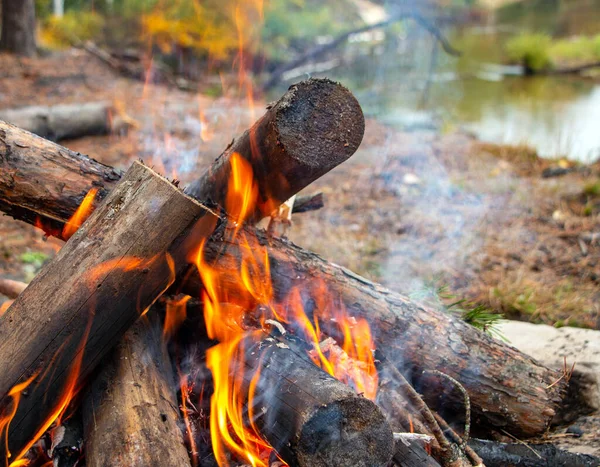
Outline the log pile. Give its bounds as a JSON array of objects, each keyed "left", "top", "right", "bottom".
[{"left": 0, "top": 78, "right": 590, "bottom": 467}]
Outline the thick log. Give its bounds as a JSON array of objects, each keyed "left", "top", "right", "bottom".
[
  {"left": 0, "top": 78, "right": 363, "bottom": 237},
  {"left": 183, "top": 78, "right": 363, "bottom": 220},
  {"left": 224, "top": 332, "right": 394, "bottom": 467},
  {"left": 0, "top": 162, "right": 215, "bottom": 461},
  {"left": 0, "top": 102, "right": 127, "bottom": 142},
  {"left": 186, "top": 225, "right": 568, "bottom": 438},
  {"left": 82, "top": 311, "right": 190, "bottom": 467}
]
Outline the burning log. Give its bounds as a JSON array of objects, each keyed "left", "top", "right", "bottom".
[
  {"left": 82, "top": 311, "right": 191, "bottom": 467},
  {"left": 0, "top": 78, "right": 362, "bottom": 238},
  {"left": 182, "top": 78, "right": 363, "bottom": 221},
  {"left": 0, "top": 102, "right": 128, "bottom": 142},
  {"left": 186, "top": 225, "right": 567, "bottom": 439},
  {"left": 211, "top": 331, "right": 394, "bottom": 467},
  {"left": 0, "top": 161, "right": 216, "bottom": 461}
]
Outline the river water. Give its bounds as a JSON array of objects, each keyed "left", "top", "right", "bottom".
[{"left": 272, "top": 0, "right": 600, "bottom": 162}]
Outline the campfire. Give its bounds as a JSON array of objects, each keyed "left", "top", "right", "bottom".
[{"left": 0, "top": 78, "right": 591, "bottom": 467}]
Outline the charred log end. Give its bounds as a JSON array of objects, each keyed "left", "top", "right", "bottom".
[
  {"left": 275, "top": 77, "right": 365, "bottom": 177},
  {"left": 295, "top": 396, "right": 394, "bottom": 467}
]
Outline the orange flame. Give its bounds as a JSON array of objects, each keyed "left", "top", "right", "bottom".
[
  {"left": 191, "top": 148, "right": 379, "bottom": 465},
  {"left": 62, "top": 188, "right": 98, "bottom": 240}
]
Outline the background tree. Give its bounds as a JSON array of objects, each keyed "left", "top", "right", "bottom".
[{"left": 0, "top": 0, "right": 37, "bottom": 56}]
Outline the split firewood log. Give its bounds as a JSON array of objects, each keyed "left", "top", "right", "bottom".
[
  {"left": 0, "top": 162, "right": 216, "bottom": 461},
  {"left": 82, "top": 310, "right": 191, "bottom": 467}
]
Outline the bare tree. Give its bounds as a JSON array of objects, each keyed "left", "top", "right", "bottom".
[{"left": 1, "top": 0, "right": 37, "bottom": 57}]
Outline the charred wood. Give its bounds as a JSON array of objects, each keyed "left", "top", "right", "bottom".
[
  {"left": 468, "top": 438, "right": 600, "bottom": 467},
  {"left": 235, "top": 331, "right": 394, "bottom": 467}
]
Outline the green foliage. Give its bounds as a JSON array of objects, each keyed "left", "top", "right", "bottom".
[
  {"left": 582, "top": 180, "right": 600, "bottom": 197},
  {"left": 40, "top": 11, "right": 105, "bottom": 48},
  {"left": 19, "top": 251, "right": 49, "bottom": 268},
  {"left": 410, "top": 279, "right": 504, "bottom": 338},
  {"left": 506, "top": 33, "right": 553, "bottom": 71}
]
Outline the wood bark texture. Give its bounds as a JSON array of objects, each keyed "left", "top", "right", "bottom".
[
  {"left": 0, "top": 161, "right": 214, "bottom": 461},
  {"left": 190, "top": 224, "right": 568, "bottom": 438},
  {"left": 82, "top": 311, "right": 191, "bottom": 467}
]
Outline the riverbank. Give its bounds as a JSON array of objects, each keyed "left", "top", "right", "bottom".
[{"left": 0, "top": 50, "right": 598, "bottom": 329}]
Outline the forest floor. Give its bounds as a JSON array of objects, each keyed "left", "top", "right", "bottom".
[{"left": 0, "top": 49, "right": 598, "bottom": 329}]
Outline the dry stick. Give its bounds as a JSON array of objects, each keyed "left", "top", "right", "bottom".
[
  {"left": 0, "top": 102, "right": 568, "bottom": 437},
  {"left": 378, "top": 359, "right": 470, "bottom": 467},
  {"left": 433, "top": 414, "right": 483, "bottom": 467},
  {"left": 0, "top": 278, "right": 27, "bottom": 299},
  {"left": 424, "top": 370, "right": 471, "bottom": 444},
  {"left": 0, "top": 162, "right": 216, "bottom": 462}
]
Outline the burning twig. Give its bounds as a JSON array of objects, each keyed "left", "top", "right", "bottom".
[
  {"left": 433, "top": 414, "right": 484, "bottom": 467},
  {"left": 377, "top": 356, "right": 472, "bottom": 467}
]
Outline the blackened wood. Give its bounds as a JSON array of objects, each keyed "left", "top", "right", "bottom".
[
  {"left": 82, "top": 311, "right": 190, "bottom": 467},
  {"left": 49, "top": 413, "right": 83, "bottom": 467},
  {"left": 183, "top": 78, "right": 364, "bottom": 220},
  {"left": 0, "top": 162, "right": 215, "bottom": 461},
  {"left": 0, "top": 102, "right": 127, "bottom": 142},
  {"left": 239, "top": 333, "right": 394, "bottom": 467},
  {"left": 292, "top": 192, "right": 324, "bottom": 213},
  {"left": 468, "top": 438, "right": 600, "bottom": 467}
]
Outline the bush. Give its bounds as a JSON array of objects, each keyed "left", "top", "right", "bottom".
[
  {"left": 39, "top": 11, "right": 104, "bottom": 48},
  {"left": 506, "top": 33, "right": 553, "bottom": 72}
]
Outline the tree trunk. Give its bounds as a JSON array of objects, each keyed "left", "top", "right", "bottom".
[
  {"left": 82, "top": 311, "right": 191, "bottom": 467},
  {"left": 53, "top": 0, "right": 64, "bottom": 18},
  {"left": 0, "top": 0, "right": 36, "bottom": 57},
  {"left": 0, "top": 162, "right": 215, "bottom": 462}
]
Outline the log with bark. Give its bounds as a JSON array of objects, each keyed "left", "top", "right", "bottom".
[
  {"left": 0, "top": 85, "right": 566, "bottom": 441},
  {"left": 82, "top": 310, "right": 191, "bottom": 467},
  {"left": 0, "top": 102, "right": 129, "bottom": 142},
  {"left": 0, "top": 161, "right": 215, "bottom": 462},
  {"left": 212, "top": 330, "right": 394, "bottom": 467}
]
